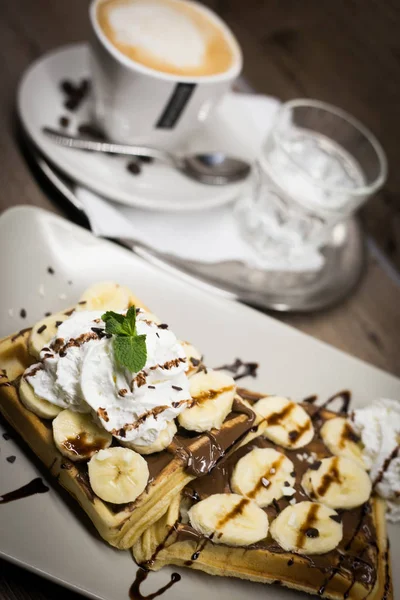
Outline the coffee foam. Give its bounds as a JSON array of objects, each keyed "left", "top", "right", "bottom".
[{"left": 97, "top": 0, "right": 235, "bottom": 76}]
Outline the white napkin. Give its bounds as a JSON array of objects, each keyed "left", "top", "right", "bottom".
[{"left": 77, "top": 93, "right": 323, "bottom": 272}]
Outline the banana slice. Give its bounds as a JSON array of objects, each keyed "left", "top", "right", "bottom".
[
  {"left": 19, "top": 376, "right": 62, "bottom": 419},
  {"left": 178, "top": 370, "right": 236, "bottom": 432},
  {"left": 231, "top": 448, "right": 295, "bottom": 507},
  {"left": 301, "top": 456, "right": 372, "bottom": 510},
  {"left": 28, "top": 310, "right": 71, "bottom": 359},
  {"left": 253, "top": 396, "right": 314, "bottom": 449},
  {"left": 77, "top": 281, "right": 146, "bottom": 312},
  {"left": 320, "top": 417, "right": 366, "bottom": 468},
  {"left": 180, "top": 341, "right": 202, "bottom": 377},
  {"left": 188, "top": 493, "right": 269, "bottom": 546},
  {"left": 270, "top": 501, "right": 343, "bottom": 555},
  {"left": 121, "top": 420, "right": 177, "bottom": 455},
  {"left": 88, "top": 447, "right": 149, "bottom": 504},
  {"left": 52, "top": 409, "right": 112, "bottom": 461}
]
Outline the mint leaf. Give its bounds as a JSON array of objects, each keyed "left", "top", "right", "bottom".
[
  {"left": 114, "top": 335, "right": 147, "bottom": 373},
  {"left": 124, "top": 306, "right": 137, "bottom": 337},
  {"left": 102, "top": 311, "right": 126, "bottom": 335},
  {"left": 101, "top": 306, "right": 147, "bottom": 373}
]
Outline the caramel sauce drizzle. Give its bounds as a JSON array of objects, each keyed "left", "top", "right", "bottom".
[
  {"left": 316, "top": 456, "right": 341, "bottom": 497},
  {"left": 62, "top": 433, "right": 109, "bottom": 457},
  {"left": 216, "top": 497, "right": 250, "bottom": 530},
  {"left": 338, "top": 421, "right": 359, "bottom": 449},
  {"left": 263, "top": 401, "right": 311, "bottom": 445},
  {"left": 193, "top": 385, "right": 234, "bottom": 405},
  {"left": 265, "top": 402, "right": 295, "bottom": 425},
  {"left": 296, "top": 503, "right": 320, "bottom": 548},
  {"left": 246, "top": 455, "right": 284, "bottom": 500},
  {"left": 288, "top": 419, "right": 311, "bottom": 443}
]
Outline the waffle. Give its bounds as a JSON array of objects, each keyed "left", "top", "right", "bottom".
[
  {"left": 0, "top": 306, "right": 255, "bottom": 550},
  {"left": 132, "top": 389, "right": 393, "bottom": 600}
]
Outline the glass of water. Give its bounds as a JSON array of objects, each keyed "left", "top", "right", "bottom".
[{"left": 236, "top": 99, "right": 387, "bottom": 261}]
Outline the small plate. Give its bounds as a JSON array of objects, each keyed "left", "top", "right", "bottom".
[
  {"left": 17, "top": 43, "right": 278, "bottom": 212},
  {"left": 0, "top": 206, "right": 399, "bottom": 600}
]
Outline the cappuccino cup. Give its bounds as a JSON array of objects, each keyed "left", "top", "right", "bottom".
[{"left": 89, "top": 0, "right": 242, "bottom": 148}]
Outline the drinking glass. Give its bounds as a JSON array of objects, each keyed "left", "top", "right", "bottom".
[{"left": 235, "top": 99, "right": 387, "bottom": 261}]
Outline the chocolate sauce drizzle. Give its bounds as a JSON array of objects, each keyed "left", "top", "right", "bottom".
[
  {"left": 129, "top": 569, "right": 181, "bottom": 600},
  {"left": 130, "top": 524, "right": 181, "bottom": 599},
  {"left": 382, "top": 542, "right": 391, "bottom": 600},
  {"left": 373, "top": 445, "right": 399, "bottom": 487},
  {"left": 10, "top": 327, "right": 32, "bottom": 342},
  {"left": 0, "top": 477, "right": 49, "bottom": 504},
  {"left": 214, "top": 358, "right": 259, "bottom": 381},
  {"left": 304, "top": 390, "right": 352, "bottom": 418}
]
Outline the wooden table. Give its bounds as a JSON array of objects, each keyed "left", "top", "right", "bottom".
[{"left": 0, "top": 1, "right": 399, "bottom": 598}]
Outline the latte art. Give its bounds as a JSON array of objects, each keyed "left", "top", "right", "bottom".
[{"left": 96, "top": 0, "right": 236, "bottom": 76}]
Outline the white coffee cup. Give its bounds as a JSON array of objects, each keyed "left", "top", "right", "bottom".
[{"left": 89, "top": 0, "right": 242, "bottom": 148}]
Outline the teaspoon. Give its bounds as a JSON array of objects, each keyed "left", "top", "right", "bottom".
[{"left": 42, "top": 127, "right": 251, "bottom": 186}]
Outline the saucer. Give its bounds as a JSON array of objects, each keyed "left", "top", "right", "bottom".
[
  {"left": 17, "top": 43, "right": 279, "bottom": 212},
  {"left": 30, "top": 147, "right": 367, "bottom": 313}
]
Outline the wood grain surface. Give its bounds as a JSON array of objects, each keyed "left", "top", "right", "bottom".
[{"left": 0, "top": 1, "right": 399, "bottom": 599}]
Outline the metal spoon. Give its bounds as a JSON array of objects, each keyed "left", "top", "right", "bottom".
[{"left": 42, "top": 127, "right": 251, "bottom": 185}]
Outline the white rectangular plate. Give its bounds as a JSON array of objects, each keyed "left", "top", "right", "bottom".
[{"left": 0, "top": 206, "right": 399, "bottom": 600}]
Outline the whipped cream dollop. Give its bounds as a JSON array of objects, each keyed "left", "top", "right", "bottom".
[
  {"left": 25, "top": 309, "right": 191, "bottom": 445},
  {"left": 350, "top": 398, "right": 400, "bottom": 522}
]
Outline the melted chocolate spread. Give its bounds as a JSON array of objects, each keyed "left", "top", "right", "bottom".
[
  {"left": 76, "top": 397, "right": 256, "bottom": 515},
  {"left": 169, "top": 389, "right": 377, "bottom": 598}
]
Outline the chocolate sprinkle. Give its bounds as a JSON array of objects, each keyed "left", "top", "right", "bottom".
[
  {"left": 55, "top": 321, "right": 63, "bottom": 327},
  {"left": 158, "top": 324, "right": 168, "bottom": 329},
  {"left": 37, "top": 324, "right": 47, "bottom": 334},
  {"left": 309, "top": 460, "right": 322, "bottom": 470},
  {"left": 78, "top": 300, "right": 87, "bottom": 305},
  {"left": 329, "top": 514, "right": 342, "bottom": 523},
  {"left": 172, "top": 386, "right": 183, "bottom": 391},
  {"left": 2, "top": 433, "right": 11, "bottom": 441},
  {"left": 47, "top": 267, "right": 54, "bottom": 274},
  {"left": 78, "top": 123, "right": 106, "bottom": 140},
  {"left": 190, "top": 357, "right": 200, "bottom": 366},
  {"left": 6, "top": 456, "right": 16, "bottom": 464},
  {"left": 127, "top": 161, "right": 141, "bottom": 175},
  {"left": 148, "top": 386, "right": 156, "bottom": 389},
  {"left": 44, "top": 311, "right": 51, "bottom": 317},
  {"left": 20, "top": 309, "right": 26, "bottom": 318},
  {"left": 59, "top": 116, "right": 69, "bottom": 128}
]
